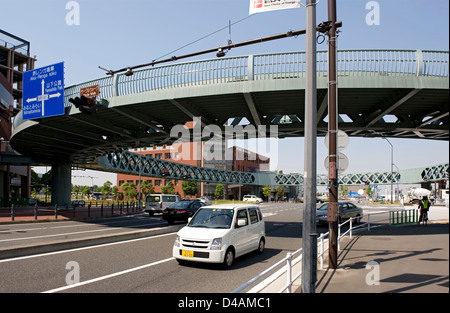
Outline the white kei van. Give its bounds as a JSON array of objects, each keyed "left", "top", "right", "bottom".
[
  {"left": 145, "top": 194, "right": 180, "bottom": 216},
  {"left": 173, "top": 204, "right": 265, "bottom": 268}
]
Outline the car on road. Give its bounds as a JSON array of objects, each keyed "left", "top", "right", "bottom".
[
  {"left": 242, "top": 195, "right": 263, "bottom": 204},
  {"left": 316, "top": 202, "right": 363, "bottom": 225},
  {"left": 71, "top": 199, "right": 85, "bottom": 207},
  {"left": 145, "top": 194, "right": 180, "bottom": 216},
  {"left": 196, "top": 196, "right": 213, "bottom": 205},
  {"left": 162, "top": 200, "right": 206, "bottom": 224},
  {"left": 173, "top": 204, "right": 265, "bottom": 268}
]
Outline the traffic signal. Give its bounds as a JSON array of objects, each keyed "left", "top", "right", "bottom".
[
  {"left": 365, "top": 180, "right": 370, "bottom": 185},
  {"left": 69, "top": 96, "right": 99, "bottom": 114}
]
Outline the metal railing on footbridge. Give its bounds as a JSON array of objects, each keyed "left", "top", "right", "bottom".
[{"left": 64, "top": 49, "right": 449, "bottom": 107}]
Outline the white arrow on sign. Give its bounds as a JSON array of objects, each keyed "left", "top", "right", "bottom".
[
  {"left": 49, "top": 92, "right": 62, "bottom": 98},
  {"left": 25, "top": 81, "right": 61, "bottom": 115}
]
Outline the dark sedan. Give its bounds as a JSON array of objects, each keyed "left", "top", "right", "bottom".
[
  {"left": 316, "top": 202, "right": 363, "bottom": 225},
  {"left": 162, "top": 201, "right": 206, "bottom": 224}
]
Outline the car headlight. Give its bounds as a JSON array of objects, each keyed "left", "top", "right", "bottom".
[
  {"left": 174, "top": 235, "right": 181, "bottom": 247},
  {"left": 211, "top": 238, "right": 222, "bottom": 250}
]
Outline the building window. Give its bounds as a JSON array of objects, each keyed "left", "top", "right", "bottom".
[
  {"left": 165, "top": 152, "right": 171, "bottom": 159},
  {"left": 155, "top": 180, "right": 162, "bottom": 186},
  {"left": 155, "top": 153, "right": 162, "bottom": 159}
]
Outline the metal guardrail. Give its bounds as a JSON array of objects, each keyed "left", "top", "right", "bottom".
[
  {"left": 64, "top": 49, "right": 449, "bottom": 107},
  {"left": 390, "top": 209, "right": 419, "bottom": 225}
]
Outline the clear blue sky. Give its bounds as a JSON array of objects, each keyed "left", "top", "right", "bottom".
[{"left": 1, "top": 0, "right": 448, "bottom": 186}]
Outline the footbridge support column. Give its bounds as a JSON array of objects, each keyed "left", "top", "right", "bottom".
[{"left": 51, "top": 163, "right": 72, "bottom": 207}]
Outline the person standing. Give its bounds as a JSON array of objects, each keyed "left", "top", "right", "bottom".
[{"left": 418, "top": 196, "right": 431, "bottom": 225}]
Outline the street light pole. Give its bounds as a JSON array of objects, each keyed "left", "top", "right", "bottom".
[
  {"left": 393, "top": 163, "right": 400, "bottom": 202},
  {"left": 383, "top": 137, "right": 394, "bottom": 204}
]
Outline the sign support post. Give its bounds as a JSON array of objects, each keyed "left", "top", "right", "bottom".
[{"left": 302, "top": 0, "right": 318, "bottom": 294}]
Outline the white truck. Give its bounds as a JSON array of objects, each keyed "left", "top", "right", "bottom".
[{"left": 405, "top": 187, "right": 431, "bottom": 204}]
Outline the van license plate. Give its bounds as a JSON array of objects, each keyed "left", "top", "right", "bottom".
[{"left": 181, "top": 250, "right": 194, "bottom": 258}]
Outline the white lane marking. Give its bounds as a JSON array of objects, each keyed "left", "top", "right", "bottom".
[
  {"left": 0, "top": 232, "right": 177, "bottom": 263},
  {"left": 0, "top": 221, "right": 168, "bottom": 243},
  {"left": 42, "top": 257, "right": 175, "bottom": 293}
]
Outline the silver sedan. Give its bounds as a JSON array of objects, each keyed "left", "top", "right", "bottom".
[{"left": 316, "top": 202, "right": 363, "bottom": 225}]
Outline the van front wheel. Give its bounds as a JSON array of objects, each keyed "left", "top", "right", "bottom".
[
  {"left": 223, "top": 248, "right": 235, "bottom": 269},
  {"left": 257, "top": 238, "right": 265, "bottom": 254}
]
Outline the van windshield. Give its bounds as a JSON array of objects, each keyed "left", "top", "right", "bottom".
[
  {"left": 147, "top": 196, "right": 161, "bottom": 202},
  {"left": 189, "top": 208, "right": 234, "bottom": 229},
  {"left": 147, "top": 195, "right": 177, "bottom": 202}
]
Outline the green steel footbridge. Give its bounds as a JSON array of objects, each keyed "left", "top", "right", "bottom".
[{"left": 7, "top": 49, "right": 449, "bottom": 203}]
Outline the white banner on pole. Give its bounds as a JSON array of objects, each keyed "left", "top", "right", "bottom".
[{"left": 249, "top": 0, "right": 301, "bottom": 15}]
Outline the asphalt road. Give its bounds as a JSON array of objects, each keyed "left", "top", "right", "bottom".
[
  {"left": 0, "top": 202, "right": 396, "bottom": 293},
  {"left": 0, "top": 213, "right": 170, "bottom": 249},
  {"left": 0, "top": 203, "right": 303, "bottom": 293}
]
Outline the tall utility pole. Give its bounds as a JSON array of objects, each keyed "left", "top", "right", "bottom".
[
  {"left": 327, "top": 0, "right": 339, "bottom": 270},
  {"left": 302, "top": 0, "right": 318, "bottom": 293}
]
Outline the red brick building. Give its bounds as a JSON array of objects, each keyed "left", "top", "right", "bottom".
[{"left": 116, "top": 143, "right": 270, "bottom": 200}]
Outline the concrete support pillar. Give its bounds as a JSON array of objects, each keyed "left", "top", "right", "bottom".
[{"left": 51, "top": 163, "right": 71, "bottom": 206}]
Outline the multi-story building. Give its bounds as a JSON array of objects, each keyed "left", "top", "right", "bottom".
[
  {"left": 116, "top": 142, "right": 270, "bottom": 201},
  {"left": 0, "top": 30, "right": 35, "bottom": 206}
]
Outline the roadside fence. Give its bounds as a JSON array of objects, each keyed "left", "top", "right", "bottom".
[
  {"left": 1, "top": 201, "right": 143, "bottom": 222},
  {"left": 390, "top": 208, "right": 419, "bottom": 226},
  {"left": 232, "top": 211, "right": 389, "bottom": 293}
]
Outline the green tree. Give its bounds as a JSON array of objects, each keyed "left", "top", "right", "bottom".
[
  {"left": 112, "top": 186, "right": 119, "bottom": 200},
  {"left": 366, "top": 185, "right": 372, "bottom": 197},
  {"left": 41, "top": 169, "right": 52, "bottom": 197},
  {"left": 182, "top": 180, "right": 198, "bottom": 197},
  {"left": 101, "top": 181, "right": 113, "bottom": 199},
  {"left": 276, "top": 186, "right": 285, "bottom": 198},
  {"left": 121, "top": 182, "right": 138, "bottom": 200},
  {"left": 340, "top": 185, "right": 349, "bottom": 197},
  {"left": 72, "top": 185, "right": 82, "bottom": 199},
  {"left": 161, "top": 181, "right": 175, "bottom": 194},
  {"left": 30, "top": 169, "right": 42, "bottom": 195},
  {"left": 82, "top": 186, "right": 91, "bottom": 198},
  {"left": 215, "top": 183, "right": 224, "bottom": 200},
  {"left": 262, "top": 185, "right": 271, "bottom": 200},
  {"left": 140, "top": 180, "right": 155, "bottom": 198}
]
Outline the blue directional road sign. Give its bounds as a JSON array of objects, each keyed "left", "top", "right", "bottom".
[{"left": 23, "top": 62, "right": 65, "bottom": 120}]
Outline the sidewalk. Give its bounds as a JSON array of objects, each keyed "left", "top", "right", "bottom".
[
  {"left": 0, "top": 204, "right": 139, "bottom": 223},
  {"left": 315, "top": 215, "right": 449, "bottom": 293}
]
